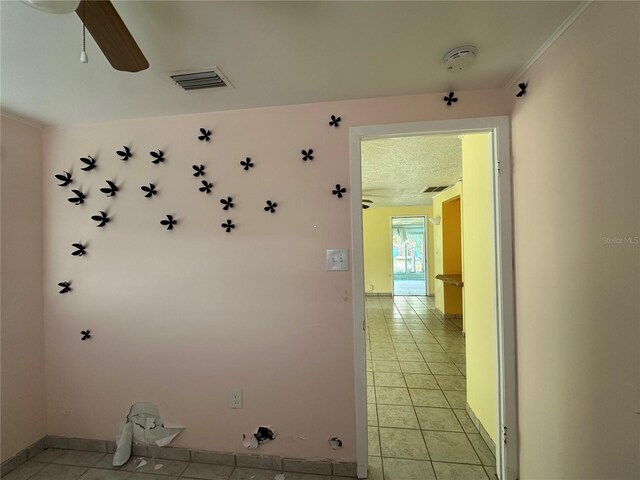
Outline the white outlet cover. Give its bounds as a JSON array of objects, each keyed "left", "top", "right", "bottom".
[
  {"left": 229, "top": 388, "right": 242, "bottom": 409},
  {"left": 326, "top": 249, "right": 349, "bottom": 271}
]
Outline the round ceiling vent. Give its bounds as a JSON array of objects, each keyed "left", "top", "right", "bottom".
[{"left": 443, "top": 45, "right": 478, "bottom": 72}]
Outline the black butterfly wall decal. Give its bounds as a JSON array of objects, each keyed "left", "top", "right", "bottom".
[
  {"left": 117, "top": 146, "right": 132, "bottom": 161},
  {"left": 198, "top": 128, "right": 211, "bottom": 141},
  {"left": 332, "top": 184, "right": 347, "bottom": 198},
  {"left": 55, "top": 171, "right": 72, "bottom": 187},
  {"left": 264, "top": 200, "right": 278, "bottom": 213},
  {"left": 240, "top": 157, "right": 254, "bottom": 170},
  {"left": 301, "top": 149, "right": 314, "bottom": 161},
  {"left": 150, "top": 150, "right": 165, "bottom": 164},
  {"left": 329, "top": 115, "right": 341, "bottom": 127},
  {"left": 100, "top": 180, "right": 119, "bottom": 197},
  {"left": 68, "top": 189, "right": 86, "bottom": 205},
  {"left": 58, "top": 281, "right": 72, "bottom": 294},
  {"left": 81, "top": 330, "right": 91, "bottom": 340},
  {"left": 192, "top": 164, "right": 205, "bottom": 177},
  {"left": 444, "top": 91, "right": 458, "bottom": 106},
  {"left": 199, "top": 181, "right": 213, "bottom": 194},
  {"left": 91, "top": 211, "right": 110, "bottom": 227},
  {"left": 71, "top": 243, "right": 86, "bottom": 256},
  {"left": 160, "top": 215, "right": 177, "bottom": 230},
  {"left": 516, "top": 82, "right": 528, "bottom": 97},
  {"left": 80, "top": 156, "right": 96, "bottom": 171},
  {"left": 220, "top": 196, "right": 234, "bottom": 210},
  {"left": 221, "top": 219, "right": 235, "bottom": 233},
  {"left": 141, "top": 183, "right": 157, "bottom": 198}
]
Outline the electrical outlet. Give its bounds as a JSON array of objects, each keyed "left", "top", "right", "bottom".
[
  {"left": 229, "top": 388, "right": 242, "bottom": 409},
  {"left": 326, "top": 248, "right": 349, "bottom": 271}
]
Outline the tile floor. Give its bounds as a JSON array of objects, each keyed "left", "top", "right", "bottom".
[
  {"left": 2, "top": 450, "right": 346, "bottom": 480},
  {"left": 391, "top": 280, "right": 426, "bottom": 296},
  {"left": 366, "top": 295, "right": 497, "bottom": 480}
]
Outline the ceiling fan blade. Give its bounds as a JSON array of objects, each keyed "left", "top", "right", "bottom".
[{"left": 76, "top": 0, "right": 148, "bottom": 72}]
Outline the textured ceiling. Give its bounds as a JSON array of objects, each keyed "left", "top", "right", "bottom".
[
  {"left": 0, "top": 1, "right": 581, "bottom": 125},
  {"left": 361, "top": 135, "right": 462, "bottom": 207}
]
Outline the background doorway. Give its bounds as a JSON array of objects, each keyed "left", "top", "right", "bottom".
[{"left": 391, "top": 216, "right": 427, "bottom": 296}]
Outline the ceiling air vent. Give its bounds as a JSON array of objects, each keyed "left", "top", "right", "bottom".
[
  {"left": 421, "top": 185, "right": 449, "bottom": 193},
  {"left": 170, "top": 67, "right": 232, "bottom": 91}
]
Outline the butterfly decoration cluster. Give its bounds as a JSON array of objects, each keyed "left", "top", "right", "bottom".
[{"left": 55, "top": 115, "right": 345, "bottom": 340}]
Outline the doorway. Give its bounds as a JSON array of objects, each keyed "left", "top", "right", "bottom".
[
  {"left": 350, "top": 117, "right": 516, "bottom": 480},
  {"left": 392, "top": 216, "right": 427, "bottom": 296}
]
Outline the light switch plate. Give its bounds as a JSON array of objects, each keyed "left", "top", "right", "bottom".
[{"left": 326, "top": 249, "right": 349, "bottom": 271}]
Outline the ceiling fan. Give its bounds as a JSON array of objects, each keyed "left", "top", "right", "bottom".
[
  {"left": 362, "top": 199, "right": 373, "bottom": 210},
  {"left": 22, "top": 0, "right": 148, "bottom": 72}
]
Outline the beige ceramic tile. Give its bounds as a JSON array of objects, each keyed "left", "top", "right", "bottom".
[
  {"left": 367, "top": 371, "right": 374, "bottom": 385},
  {"left": 435, "top": 375, "right": 467, "bottom": 391},
  {"left": 78, "top": 469, "right": 130, "bottom": 480},
  {"left": 375, "top": 387, "right": 412, "bottom": 405},
  {"left": 52, "top": 451, "right": 106, "bottom": 468},
  {"left": 2, "top": 462, "right": 46, "bottom": 480},
  {"left": 395, "top": 351, "right": 424, "bottom": 362},
  {"left": 404, "top": 374, "right": 439, "bottom": 389},
  {"left": 29, "top": 464, "right": 88, "bottom": 480},
  {"left": 415, "top": 407, "right": 463, "bottom": 432},
  {"left": 376, "top": 405, "right": 420, "bottom": 429},
  {"left": 368, "top": 386, "right": 377, "bottom": 403},
  {"left": 368, "top": 427, "right": 381, "bottom": 456},
  {"left": 415, "top": 343, "right": 444, "bottom": 353},
  {"left": 181, "top": 462, "right": 235, "bottom": 479},
  {"left": 422, "top": 431, "right": 481, "bottom": 464},
  {"left": 443, "top": 390, "right": 467, "bottom": 409},
  {"left": 421, "top": 352, "right": 452, "bottom": 363},
  {"left": 373, "top": 360, "right": 402, "bottom": 373},
  {"left": 468, "top": 434, "right": 496, "bottom": 466},
  {"left": 379, "top": 428, "right": 429, "bottom": 460},
  {"left": 382, "top": 458, "right": 436, "bottom": 480},
  {"left": 427, "top": 362, "right": 462, "bottom": 376},
  {"left": 409, "top": 389, "right": 449, "bottom": 408},
  {"left": 374, "top": 372, "right": 406, "bottom": 387},
  {"left": 368, "top": 405, "right": 378, "bottom": 426},
  {"left": 431, "top": 462, "right": 489, "bottom": 479},
  {"left": 367, "top": 456, "right": 383, "bottom": 480},
  {"left": 371, "top": 350, "right": 398, "bottom": 361},
  {"left": 453, "top": 409, "right": 479, "bottom": 434},
  {"left": 399, "top": 361, "right": 431, "bottom": 374}
]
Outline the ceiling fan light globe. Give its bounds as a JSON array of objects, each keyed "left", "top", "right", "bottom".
[{"left": 21, "top": 0, "right": 80, "bottom": 14}]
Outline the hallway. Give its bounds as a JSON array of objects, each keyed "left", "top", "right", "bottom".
[{"left": 366, "top": 295, "right": 496, "bottom": 480}]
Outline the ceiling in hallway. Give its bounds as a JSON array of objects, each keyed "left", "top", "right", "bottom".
[{"left": 361, "top": 134, "right": 462, "bottom": 207}]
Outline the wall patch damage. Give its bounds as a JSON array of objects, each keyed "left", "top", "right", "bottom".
[
  {"left": 328, "top": 436, "right": 343, "bottom": 449},
  {"left": 243, "top": 426, "right": 276, "bottom": 449},
  {"left": 113, "top": 402, "right": 184, "bottom": 466}
]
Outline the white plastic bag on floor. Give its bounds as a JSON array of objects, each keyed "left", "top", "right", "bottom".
[{"left": 113, "top": 402, "right": 184, "bottom": 466}]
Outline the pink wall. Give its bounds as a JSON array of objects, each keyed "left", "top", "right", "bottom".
[
  {"left": 42, "top": 90, "right": 508, "bottom": 460},
  {"left": 510, "top": 2, "right": 640, "bottom": 478},
  {"left": 1, "top": 116, "right": 47, "bottom": 462}
]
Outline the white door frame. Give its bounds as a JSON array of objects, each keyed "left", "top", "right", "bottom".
[{"left": 349, "top": 116, "right": 517, "bottom": 480}]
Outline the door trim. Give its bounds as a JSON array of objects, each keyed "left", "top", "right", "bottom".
[{"left": 349, "top": 116, "right": 517, "bottom": 480}]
